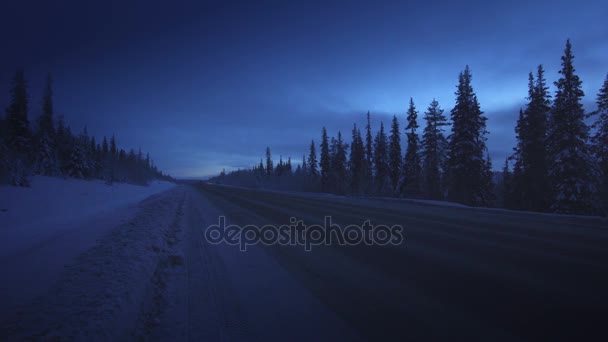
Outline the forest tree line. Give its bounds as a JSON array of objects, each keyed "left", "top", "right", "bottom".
[
  {"left": 211, "top": 40, "right": 608, "bottom": 216},
  {"left": 0, "top": 70, "right": 172, "bottom": 186}
]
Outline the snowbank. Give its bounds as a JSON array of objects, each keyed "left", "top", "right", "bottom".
[
  {"left": 0, "top": 176, "right": 175, "bottom": 258},
  {"left": 0, "top": 176, "right": 175, "bottom": 322}
]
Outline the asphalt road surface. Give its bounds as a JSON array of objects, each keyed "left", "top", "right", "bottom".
[{"left": 195, "top": 183, "right": 608, "bottom": 341}]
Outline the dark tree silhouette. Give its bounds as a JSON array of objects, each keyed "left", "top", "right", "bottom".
[
  {"left": 446, "top": 66, "right": 492, "bottom": 206},
  {"left": 388, "top": 115, "right": 402, "bottom": 194},
  {"left": 546, "top": 40, "right": 599, "bottom": 215},
  {"left": 591, "top": 74, "right": 608, "bottom": 211},
  {"left": 421, "top": 99, "right": 448, "bottom": 200},
  {"left": 403, "top": 98, "right": 422, "bottom": 197}
]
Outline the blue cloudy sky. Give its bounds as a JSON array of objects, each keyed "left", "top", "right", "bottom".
[{"left": 1, "top": 0, "right": 607, "bottom": 178}]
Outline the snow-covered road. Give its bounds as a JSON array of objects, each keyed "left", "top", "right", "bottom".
[
  {"left": 2, "top": 180, "right": 608, "bottom": 340},
  {"left": 1, "top": 181, "right": 359, "bottom": 340}
]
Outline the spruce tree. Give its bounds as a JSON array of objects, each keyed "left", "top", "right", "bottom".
[
  {"left": 365, "top": 111, "right": 373, "bottom": 169},
  {"left": 512, "top": 66, "right": 551, "bottom": 211},
  {"left": 34, "top": 73, "right": 58, "bottom": 176},
  {"left": 365, "top": 111, "right": 374, "bottom": 188},
  {"left": 0, "top": 118, "right": 7, "bottom": 183},
  {"left": 320, "top": 127, "right": 330, "bottom": 192},
  {"left": 501, "top": 158, "right": 514, "bottom": 209},
  {"left": 509, "top": 108, "right": 526, "bottom": 210},
  {"left": 39, "top": 73, "right": 55, "bottom": 137},
  {"left": 6, "top": 69, "right": 31, "bottom": 155},
  {"left": 403, "top": 98, "right": 422, "bottom": 196},
  {"left": 301, "top": 154, "right": 308, "bottom": 174},
  {"left": 332, "top": 131, "right": 348, "bottom": 194},
  {"left": 591, "top": 74, "right": 608, "bottom": 212},
  {"left": 102, "top": 136, "right": 109, "bottom": 156},
  {"left": 388, "top": 114, "right": 402, "bottom": 194},
  {"left": 546, "top": 39, "right": 598, "bottom": 215},
  {"left": 286, "top": 156, "right": 293, "bottom": 175},
  {"left": 373, "top": 122, "right": 389, "bottom": 195},
  {"left": 446, "top": 66, "right": 490, "bottom": 206},
  {"left": 276, "top": 156, "right": 284, "bottom": 176},
  {"left": 5, "top": 69, "right": 32, "bottom": 185},
  {"left": 56, "top": 115, "right": 70, "bottom": 175},
  {"left": 265, "top": 146, "right": 273, "bottom": 176},
  {"left": 525, "top": 65, "right": 551, "bottom": 211},
  {"left": 421, "top": 99, "right": 448, "bottom": 200},
  {"left": 349, "top": 124, "right": 366, "bottom": 194},
  {"left": 110, "top": 134, "right": 117, "bottom": 156},
  {"left": 308, "top": 140, "right": 318, "bottom": 177}
]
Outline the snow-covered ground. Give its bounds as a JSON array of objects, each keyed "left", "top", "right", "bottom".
[
  {"left": 0, "top": 176, "right": 175, "bottom": 257},
  {"left": 0, "top": 177, "right": 175, "bottom": 323}
]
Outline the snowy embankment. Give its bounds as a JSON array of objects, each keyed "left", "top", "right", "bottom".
[
  {"left": 0, "top": 176, "right": 175, "bottom": 325},
  {"left": 0, "top": 176, "right": 175, "bottom": 258}
]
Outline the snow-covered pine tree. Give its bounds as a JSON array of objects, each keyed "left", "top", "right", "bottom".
[
  {"left": 403, "top": 98, "right": 422, "bottom": 197},
  {"left": 388, "top": 115, "right": 402, "bottom": 194},
  {"left": 546, "top": 39, "right": 599, "bottom": 215},
  {"left": 591, "top": 73, "right": 608, "bottom": 213},
  {"left": 446, "top": 66, "right": 490, "bottom": 206},
  {"left": 421, "top": 99, "right": 448, "bottom": 200},
  {"left": 5, "top": 69, "right": 32, "bottom": 186},
  {"left": 373, "top": 121, "right": 390, "bottom": 195},
  {"left": 34, "top": 73, "right": 59, "bottom": 176},
  {"left": 66, "top": 131, "right": 90, "bottom": 178}
]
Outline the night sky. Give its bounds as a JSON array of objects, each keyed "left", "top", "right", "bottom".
[{"left": 1, "top": 0, "right": 607, "bottom": 178}]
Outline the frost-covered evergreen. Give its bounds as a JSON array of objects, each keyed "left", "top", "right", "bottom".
[
  {"left": 66, "top": 130, "right": 91, "bottom": 178},
  {"left": 446, "top": 66, "right": 492, "bottom": 206},
  {"left": 388, "top": 115, "right": 402, "bottom": 194},
  {"left": 403, "top": 98, "right": 422, "bottom": 197},
  {"left": 33, "top": 73, "right": 59, "bottom": 176},
  {"left": 546, "top": 40, "right": 599, "bottom": 215},
  {"left": 0, "top": 70, "right": 170, "bottom": 187},
  {"left": 5, "top": 69, "right": 32, "bottom": 186},
  {"left": 421, "top": 99, "right": 448, "bottom": 200}
]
